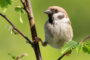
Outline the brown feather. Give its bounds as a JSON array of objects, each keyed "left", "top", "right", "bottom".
[{"left": 48, "top": 6, "right": 69, "bottom": 18}]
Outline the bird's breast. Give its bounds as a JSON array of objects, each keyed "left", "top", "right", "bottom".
[
  {"left": 46, "top": 22, "right": 67, "bottom": 37},
  {"left": 44, "top": 21, "right": 73, "bottom": 49}
]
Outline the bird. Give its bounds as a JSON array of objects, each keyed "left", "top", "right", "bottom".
[
  {"left": 42, "top": 6, "right": 73, "bottom": 49},
  {"left": 35, "top": 6, "right": 73, "bottom": 49}
]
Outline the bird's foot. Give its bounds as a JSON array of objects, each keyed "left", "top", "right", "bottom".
[
  {"left": 33, "top": 37, "right": 42, "bottom": 43},
  {"left": 42, "top": 41, "right": 48, "bottom": 46},
  {"left": 33, "top": 37, "right": 47, "bottom": 46}
]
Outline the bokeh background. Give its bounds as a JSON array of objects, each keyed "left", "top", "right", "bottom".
[{"left": 0, "top": 0, "right": 90, "bottom": 60}]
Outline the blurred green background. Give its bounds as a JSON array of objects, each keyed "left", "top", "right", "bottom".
[{"left": 0, "top": 0, "right": 90, "bottom": 60}]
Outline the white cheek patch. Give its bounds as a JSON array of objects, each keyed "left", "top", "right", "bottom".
[
  {"left": 54, "top": 17, "right": 70, "bottom": 24},
  {"left": 53, "top": 12, "right": 65, "bottom": 20},
  {"left": 53, "top": 12, "right": 70, "bottom": 24}
]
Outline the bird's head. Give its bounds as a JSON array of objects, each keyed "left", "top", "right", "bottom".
[{"left": 44, "top": 6, "right": 69, "bottom": 24}]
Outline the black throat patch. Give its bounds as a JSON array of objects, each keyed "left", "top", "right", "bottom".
[{"left": 48, "top": 14, "right": 54, "bottom": 24}]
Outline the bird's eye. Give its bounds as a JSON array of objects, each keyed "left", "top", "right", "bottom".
[{"left": 51, "top": 9, "right": 58, "bottom": 13}]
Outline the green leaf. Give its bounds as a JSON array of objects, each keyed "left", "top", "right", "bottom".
[
  {"left": 8, "top": 53, "right": 16, "bottom": 59},
  {"left": 8, "top": 26, "right": 13, "bottom": 34},
  {"left": 15, "top": 6, "right": 22, "bottom": 11},
  {"left": 83, "top": 43, "right": 90, "bottom": 54},
  {"left": 68, "top": 50, "right": 72, "bottom": 54},
  {"left": 15, "top": 6, "right": 25, "bottom": 13},
  {"left": 61, "top": 41, "right": 78, "bottom": 54},
  {"left": 21, "top": 8, "right": 25, "bottom": 13},
  {"left": 76, "top": 42, "right": 83, "bottom": 53},
  {"left": 12, "top": 28, "right": 18, "bottom": 35},
  {"left": 3, "top": 8, "right": 7, "bottom": 12},
  {"left": 0, "top": 0, "right": 11, "bottom": 8},
  {"left": 20, "top": 13, "right": 23, "bottom": 24},
  {"left": 8, "top": 26, "right": 18, "bottom": 35}
]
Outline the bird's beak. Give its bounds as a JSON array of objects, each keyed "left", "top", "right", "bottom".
[{"left": 44, "top": 10, "right": 52, "bottom": 14}]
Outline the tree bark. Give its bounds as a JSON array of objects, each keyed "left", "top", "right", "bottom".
[{"left": 21, "top": 0, "right": 42, "bottom": 60}]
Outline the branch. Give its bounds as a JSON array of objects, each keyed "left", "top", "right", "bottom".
[
  {"left": 21, "top": 0, "right": 42, "bottom": 60},
  {"left": 0, "top": 13, "right": 33, "bottom": 47},
  {"left": 58, "top": 52, "right": 68, "bottom": 60},
  {"left": 81, "top": 35, "right": 90, "bottom": 42}
]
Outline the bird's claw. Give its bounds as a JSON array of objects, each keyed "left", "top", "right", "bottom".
[
  {"left": 33, "top": 37, "right": 42, "bottom": 43},
  {"left": 33, "top": 37, "right": 47, "bottom": 46}
]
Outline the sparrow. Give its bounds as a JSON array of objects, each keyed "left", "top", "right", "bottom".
[
  {"left": 35, "top": 6, "right": 73, "bottom": 49},
  {"left": 42, "top": 6, "right": 73, "bottom": 49}
]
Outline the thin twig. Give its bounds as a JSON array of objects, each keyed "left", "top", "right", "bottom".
[
  {"left": 16, "top": 53, "right": 28, "bottom": 60},
  {"left": 21, "top": 0, "right": 25, "bottom": 6},
  {"left": 21, "top": 0, "right": 42, "bottom": 60},
  {"left": 58, "top": 52, "right": 68, "bottom": 60},
  {"left": 20, "top": 0, "right": 27, "bottom": 11},
  {"left": 0, "top": 13, "right": 33, "bottom": 47},
  {"left": 81, "top": 35, "right": 90, "bottom": 42}
]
